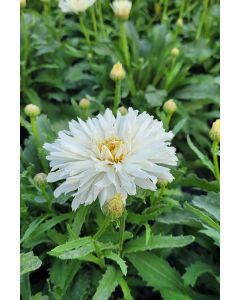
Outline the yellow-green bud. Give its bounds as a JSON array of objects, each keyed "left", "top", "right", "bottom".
[
  {"left": 24, "top": 104, "right": 41, "bottom": 118},
  {"left": 171, "top": 47, "right": 180, "bottom": 57},
  {"left": 34, "top": 173, "right": 47, "bottom": 187},
  {"left": 176, "top": 18, "right": 183, "bottom": 28},
  {"left": 79, "top": 98, "right": 90, "bottom": 109},
  {"left": 103, "top": 193, "right": 124, "bottom": 220},
  {"left": 163, "top": 99, "right": 177, "bottom": 115},
  {"left": 20, "top": 0, "right": 26, "bottom": 8},
  {"left": 118, "top": 106, "right": 128, "bottom": 116},
  {"left": 110, "top": 62, "right": 126, "bottom": 81},
  {"left": 112, "top": 0, "right": 132, "bottom": 20},
  {"left": 154, "top": 3, "right": 161, "bottom": 16},
  {"left": 210, "top": 119, "right": 220, "bottom": 142},
  {"left": 158, "top": 178, "right": 169, "bottom": 187}
]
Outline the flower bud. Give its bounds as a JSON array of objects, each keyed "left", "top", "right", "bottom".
[
  {"left": 103, "top": 193, "right": 124, "bottom": 219},
  {"left": 118, "top": 106, "right": 128, "bottom": 115},
  {"left": 112, "top": 0, "right": 132, "bottom": 20},
  {"left": 171, "top": 47, "right": 180, "bottom": 57},
  {"left": 158, "top": 178, "right": 169, "bottom": 187},
  {"left": 210, "top": 119, "right": 220, "bottom": 142},
  {"left": 154, "top": 3, "right": 161, "bottom": 16},
  {"left": 24, "top": 104, "right": 41, "bottom": 118},
  {"left": 110, "top": 62, "right": 126, "bottom": 81},
  {"left": 163, "top": 99, "right": 177, "bottom": 115},
  {"left": 20, "top": 0, "right": 26, "bottom": 8},
  {"left": 79, "top": 98, "right": 90, "bottom": 109},
  {"left": 34, "top": 173, "right": 47, "bottom": 187},
  {"left": 176, "top": 18, "right": 183, "bottom": 28}
]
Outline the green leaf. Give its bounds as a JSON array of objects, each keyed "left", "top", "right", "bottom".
[
  {"left": 31, "top": 292, "right": 49, "bottom": 300},
  {"left": 145, "top": 87, "right": 167, "bottom": 107},
  {"left": 199, "top": 225, "right": 220, "bottom": 247},
  {"left": 179, "top": 174, "right": 219, "bottom": 192},
  {"left": 105, "top": 251, "right": 128, "bottom": 276},
  {"left": 119, "top": 277, "right": 133, "bottom": 300},
  {"left": 185, "top": 203, "right": 220, "bottom": 232},
  {"left": 72, "top": 206, "right": 89, "bottom": 235},
  {"left": 183, "top": 262, "right": 218, "bottom": 287},
  {"left": 25, "top": 88, "right": 42, "bottom": 107},
  {"left": 192, "top": 193, "right": 220, "bottom": 221},
  {"left": 92, "top": 266, "right": 122, "bottom": 300},
  {"left": 161, "top": 289, "right": 193, "bottom": 300},
  {"left": 124, "top": 235, "right": 195, "bottom": 253},
  {"left": 64, "top": 270, "right": 90, "bottom": 300},
  {"left": 172, "top": 118, "right": 188, "bottom": 135},
  {"left": 145, "top": 223, "right": 151, "bottom": 245},
  {"left": 127, "top": 252, "right": 193, "bottom": 297},
  {"left": 21, "top": 215, "right": 49, "bottom": 243},
  {"left": 187, "top": 135, "right": 215, "bottom": 174},
  {"left": 20, "top": 252, "right": 42, "bottom": 276}
]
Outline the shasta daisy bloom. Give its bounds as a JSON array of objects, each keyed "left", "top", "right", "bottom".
[
  {"left": 44, "top": 108, "right": 177, "bottom": 211},
  {"left": 59, "top": 0, "right": 96, "bottom": 13}
]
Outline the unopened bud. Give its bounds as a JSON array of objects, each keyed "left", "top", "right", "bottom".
[
  {"left": 176, "top": 18, "right": 183, "bottom": 28},
  {"left": 103, "top": 193, "right": 124, "bottom": 220},
  {"left": 210, "top": 119, "right": 220, "bottom": 142},
  {"left": 24, "top": 104, "right": 41, "bottom": 118},
  {"left": 20, "top": 0, "right": 26, "bottom": 8},
  {"left": 34, "top": 173, "right": 47, "bottom": 187},
  {"left": 79, "top": 98, "right": 90, "bottom": 109},
  {"left": 118, "top": 106, "right": 128, "bottom": 115},
  {"left": 154, "top": 3, "right": 161, "bottom": 16},
  {"left": 112, "top": 0, "right": 132, "bottom": 20},
  {"left": 171, "top": 47, "right": 180, "bottom": 57},
  {"left": 110, "top": 62, "right": 126, "bottom": 81},
  {"left": 163, "top": 99, "right": 177, "bottom": 115},
  {"left": 158, "top": 178, "right": 169, "bottom": 187}
]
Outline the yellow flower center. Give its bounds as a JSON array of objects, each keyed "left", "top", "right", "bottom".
[{"left": 98, "top": 137, "right": 126, "bottom": 163}]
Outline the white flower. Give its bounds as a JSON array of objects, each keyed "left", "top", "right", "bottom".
[
  {"left": 112, "top": 0, "right": 132, "bottom": 20},
  {"left": 59, "top": 0, "right": 96, "bottom": 14},
  {"left": 44, "top": 108, "right": 177, "bottom": 211}
]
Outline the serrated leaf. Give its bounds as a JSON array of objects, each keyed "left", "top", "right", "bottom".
[
  {"left": 145, "top": 223, "right": 151, "bottom": 245},
  {"left": 192, "top": 193, "right": 219, "bottom": 221},
  {"left": 21, "top": 215, "right": 49, "bottom": 243},
  {"left": 185, "top": 203, "right": 220, "bottom": 232},
  {"left": 182, "top": 262, "right": 218, "bottom": 287},
  {"left": 65, "top": 270, "right": 90, "bottom": 300},
  {"left": 161, "top": 289, "right": 193, "bottom": 300},
  {"left": 179, "top": 174, "right": 219, "bottom": 192},
  {"left": 49, "top": 237, "right": 92, "bottom": 256},
  {"left": 20, "top": 252, "right": 42, "bottom": 276},
  {"left": 124, "top": 235, "right": 195, "bottom": 253},
  {"left": 93, "top": 266, "right": 122, "bottom": 300},
  {"left": 105, "top": 251, "right": 128, "bottom": 276},
  {"left": 127, "top": 252, "right": 193, "bottom": 297},
  {"left": 119, "top": 277, "right": 133, "bottom": 300},
  {"left": 187, "top": 135, "right": 215, "bottom": 174},
  {"left": 199, "top": 225, "right": 220, "bottom": 247}
]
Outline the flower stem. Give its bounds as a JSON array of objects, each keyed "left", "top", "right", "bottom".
[
  {"left": 94, "top": 217, "right": 111, "bottom": 240},
  {"left": 90, "top": 6, "right": 98, "bottom": 37},
  {"left": 212, "top": 140, "right": 220, "bottom": 188},
  {"left": 118, "top": 210, "right": 126, "bottom": 256},
  {"left": 97, "top": 0, "right": 106, "bottom": 37},
  {"left": 119, "top": 20, "right": 130, "bottom": 70},
  {"left": 79, "top": 14, "right": 91, "bottom": 46},
  {"left": 113, "top": 80, "right": 121, "bottom": 115},
  {"left": 196, "top": 0, "right": 209, "bottom": 40},
  {"left": 162, "top": 0, "right": 169, "bottom": 22},
  {"left": 30, "top": 116, "right": 49, "bottom": 173},
  {"left": 41, "top": 185, "right": 52, "bottom": 212}
]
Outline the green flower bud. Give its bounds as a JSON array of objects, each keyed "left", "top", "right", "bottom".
[
  {"left": 118, "top": 106, "right": 128, "bottom": 115},
  {"left": 210, "top": 119, "right": 220, "bottom": 142},
  {"left": 110, "top": 62, "right": 126, "bottom": 81},
  {"left": 24, "top": 104, "right": 41, "bottom": 118},
  {"left": 163, "top": 99, "right": 177, "bottom": 115},
  {"left": 20, "top": 0, "right": 26, "bottom": 8},
  {"left": 79, "top": 98, "right": 90, "bottom": 109},
  {"left": 34, "top": 173, "right": 47, "bottom": 187},
  {"left": 171, "top": 47, "right": 180, "bottom": 57},
  {"left": 176, "top": 18, "right": 183, "bottom": 28},
  {"left": 103, "top": 193, "right": 124, "bottom": 220}
]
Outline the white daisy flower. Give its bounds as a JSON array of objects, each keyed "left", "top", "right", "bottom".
[
  {"left": 44, "top": 108, "right": 177, "bottom": 211},
  {"left": 59, "top": 0, "right": 96, "bottom": 14}
]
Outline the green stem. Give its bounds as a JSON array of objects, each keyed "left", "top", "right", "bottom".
[
  {"left": 41, "top": 185, "right": 52, "bottom": 212},
  {"left": 79, "top": 14, "right": 91, "bottom": 46},
  {"left": 196, "top": 0, "right": 209, "bottom": 40},
  {"left": 179, "top": 0, "right": 186, "bottom": 18},
  {"left": 90, "top": 6, "right": 98, "bottom": 37},
  {"left": 97, "top": 0, "right": 106, "bottom": 37},
  {"left": 165, "top": 112, "right": 173, "bottom": 129},
  {"left": 113, "top": 80, "right": 121, "bottom": 115},
  {"left": 30, "top": 117, "right": 49, "bottom": 173},
  {"left": 21, "top": 10, "right": 29, "bottom": 91},
  {"left": 212, "top": 140, "right": 220, "bottom": 188},
  {"left": 159, "top": 185, "right": 166, "bottom": 198},
  {"left": 118, "top": 210, "right": 126, "bottom": 256},
  {"left": 119, "top": 20, "right": 130, "bottom": 70},
  {"left": 94, "top": 217, "right": 111, "bottom": 240},
  {"left": 162, "top": 0, "right": 169, "bottom": 22}
]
